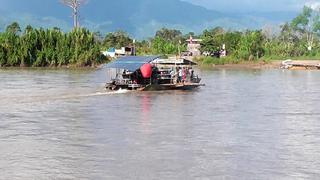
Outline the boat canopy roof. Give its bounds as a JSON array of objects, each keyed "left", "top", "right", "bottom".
[
  {"left": 152, "top": 58, "right": 197, "bottom": 66},
  {"left": 106, "top": 56, "right": 160, "bottom": 72}
]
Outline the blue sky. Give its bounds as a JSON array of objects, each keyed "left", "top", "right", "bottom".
[
  {"left": 0, "top": 0, "right": 318, "bottom": 38},
  {"left": 182, "top": 0, "right": 313, "bottom": 12},
  {"left": 0, "top": 0, "right": 316, "bottom": 13}
]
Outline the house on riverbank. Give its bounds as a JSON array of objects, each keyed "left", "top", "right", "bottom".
[
  {"left": 186, "top": 36, "right": 202, "bottom": 56},
  {"left": 102, "top": 46, "right": 135, "bottom": 58}
]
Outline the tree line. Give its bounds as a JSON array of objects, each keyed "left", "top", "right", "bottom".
[
  {"left": 103, "top": 6, "right": 320, "bottom": 64},
  {"left": 1, "top": 6, "right": 320, "bottom": 67},
  {"left": 0, "top": 23, "right": 107, "bottom": 67}
]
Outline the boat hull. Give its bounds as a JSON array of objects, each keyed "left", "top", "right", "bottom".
[
  {"left": 142, "top": 83, "right": 205, "bottom": 91},
  {"left": 106, "top": 82, "right": 204, "bottom": 91}
]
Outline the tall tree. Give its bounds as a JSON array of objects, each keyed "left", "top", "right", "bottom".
[
  {"left": 155, "top": 28, "right": 182, "bottom": 42},
  {"left": 60, "top": 0, "right": 87, "bottom": 28},
  {"left": 200, "top": 27, "right": 225, "bottom": 53},
  {"left": 6, "top": 22, "right": 21, "bottom": 34},
  {"left": 291, "top": 6, "right": 320, "bottom": 51},
  {"left": 103, "top": 31, "right": 133, "bottom": 49}
]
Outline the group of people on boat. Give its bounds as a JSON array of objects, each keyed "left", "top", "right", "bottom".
[
  {"left": 119, "top": 65, "right": 198, "bottom": 86},
  {"left": 169, "top": 67, "right": 194, "bottom": 84}
]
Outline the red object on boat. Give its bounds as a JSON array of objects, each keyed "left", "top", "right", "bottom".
[{"left": 140, "top": 63, "right": 152, "bottom": 78}]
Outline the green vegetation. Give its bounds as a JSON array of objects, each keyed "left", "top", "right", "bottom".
[
  {"left": 1, "top": 6, "right": 320, "bottom": 67},
  {"left": 0, "top": 23, "right": 107, "bottom": 67},
  {"left": 130, "top": 6, "right": 320, "bottom": 65},
  {"left": 196, "top": 6, "right": 320, "bottom": 65},
  {"left": 103, "top": 31, "right": 133, "bottom": 49},
  {"left": 194, "top": 56, "right": 239, "bottom": 65},
  {"left": 101, "top": 28, "right": 187, "bottom": 55}
]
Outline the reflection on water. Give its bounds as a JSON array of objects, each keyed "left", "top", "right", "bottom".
[
  {"left": 141, "top": 94, "right": 151, "bottom": 134},
  {"left": 0, "top": 68, "right": 320, "bottom": 179}
]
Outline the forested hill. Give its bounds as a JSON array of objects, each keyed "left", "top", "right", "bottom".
[{"left": 0, "top": 0, "right": 297, "bottom": 38}]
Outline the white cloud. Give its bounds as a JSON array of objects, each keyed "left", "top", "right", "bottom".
[
  {"left": 182, "top": 0, "right": 307, "bottom": 12},
  {"left": 305, "top": 1, "right": 320, "bottom": 10}
]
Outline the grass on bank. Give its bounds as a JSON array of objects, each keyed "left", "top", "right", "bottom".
[{"left": 194, "top": 56, "right": 253, "bottom": 66}]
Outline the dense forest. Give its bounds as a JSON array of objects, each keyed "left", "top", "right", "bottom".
[{"left": 0, "top": 6, "right": 320, "bottom": 67}]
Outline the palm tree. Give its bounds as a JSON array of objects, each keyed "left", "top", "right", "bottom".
[{"left": 6, "top": 22, "right": 21, "bottom": 34}]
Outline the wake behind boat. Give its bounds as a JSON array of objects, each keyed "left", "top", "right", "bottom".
[{"left": 105, "top": 56, "right": 205, "bottom": 91}]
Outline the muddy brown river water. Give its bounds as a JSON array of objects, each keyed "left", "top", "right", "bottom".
[{"left": 0, "top": 67, "right": 320, "bottom": 179}]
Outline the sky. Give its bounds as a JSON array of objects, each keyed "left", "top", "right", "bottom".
[
  {"left": 182, "top": 0, "right": 316, "bottom": 12},
  {"left": 0, "top": 0, "right": 317, "bottom": 13},
  {"left": 0, "top": 0, "right": 318, "bottom": 37}
]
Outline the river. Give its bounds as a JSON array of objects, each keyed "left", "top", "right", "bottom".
[{"left": 0, "top": 67, "right": 320, "bottom": 179}]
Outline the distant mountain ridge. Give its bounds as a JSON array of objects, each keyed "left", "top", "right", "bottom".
[{"left": 0, "top": 0, "right": 298, "bottom": 38}]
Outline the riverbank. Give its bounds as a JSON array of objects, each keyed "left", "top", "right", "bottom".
[
  {"left": 2, "top": 57, "right": 320, "bottom": 71},
  {"left": 199, "top": 61, "right": 280, "bottom": 69},
  {"left": 0, "top": 63, "right": 105, "bottom": 70},
  {"left": 196, "top": 58, "right": 320, "bottom": 70}
]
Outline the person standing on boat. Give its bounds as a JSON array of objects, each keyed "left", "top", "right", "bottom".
[
  {"left": 189, "top": 68, "right": 194, "bottom": 82},
  {"left": 178, "top": 68, "right": 183, "bottom": 83},
  {"left": 170, "top": 69, "right": 175, "bottom": 84},
  {"left": 182, "top": 68, "right": 187, "bottom": 83}
]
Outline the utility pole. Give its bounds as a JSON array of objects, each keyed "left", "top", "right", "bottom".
[
  {"left": 178, "top": 40, "right": 182, "bottom": 58},
  {"left": 133, "top": 39, "right": 136, "bottom": 56}
]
